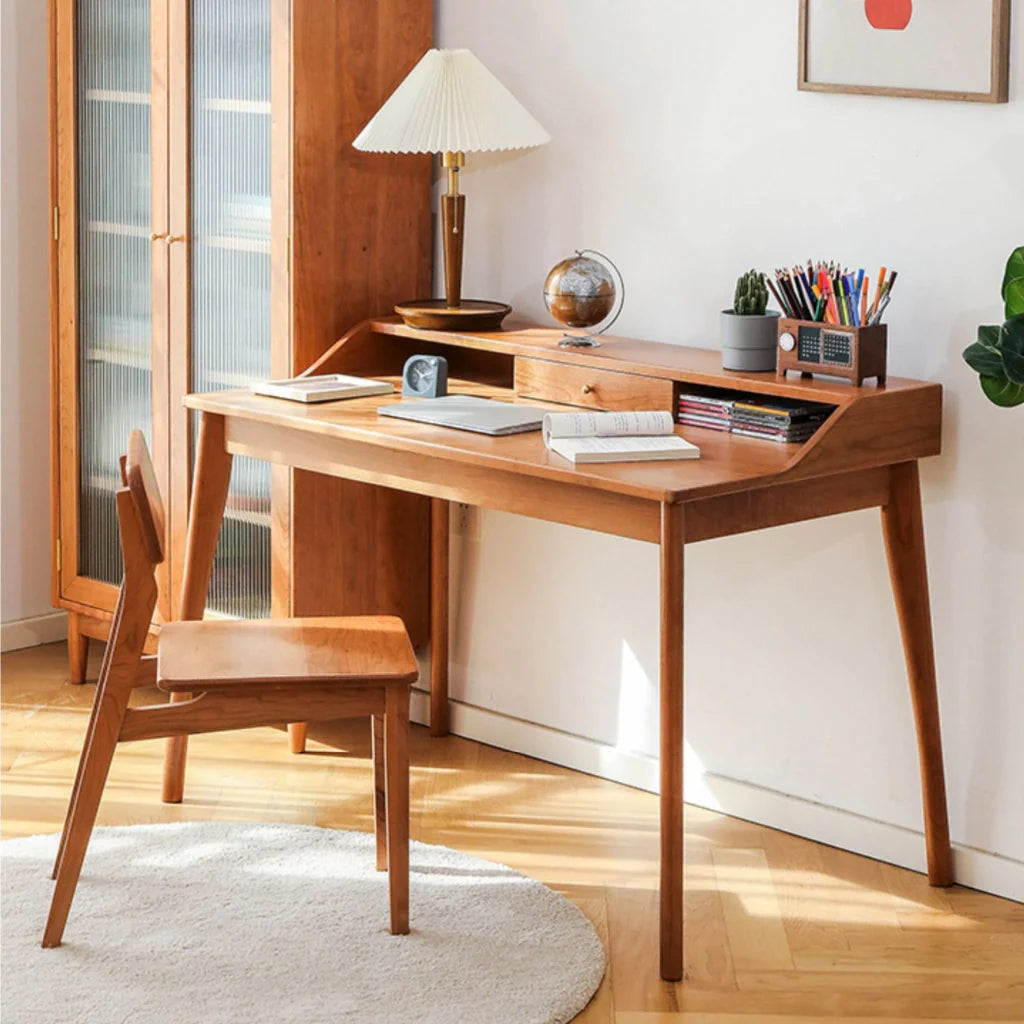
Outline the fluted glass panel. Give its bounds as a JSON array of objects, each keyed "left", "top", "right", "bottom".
[
  {"left": 191, "top": 0, "right": 272, "bottom": 617},
  {"left": 77, "top": 0, "right": 152, "bottom": 585}
]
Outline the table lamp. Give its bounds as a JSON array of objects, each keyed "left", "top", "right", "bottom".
[{"left": 354, "top": 48, "right": 550, "bottom": 331}]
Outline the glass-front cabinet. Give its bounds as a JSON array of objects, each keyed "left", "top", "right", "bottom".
[{"left": 51, "top": 0, "right": 433, "bottom": 682}]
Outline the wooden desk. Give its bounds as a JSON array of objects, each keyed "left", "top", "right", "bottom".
[{"left": 170, "top": 317, "right": 950, "bottom": 981}]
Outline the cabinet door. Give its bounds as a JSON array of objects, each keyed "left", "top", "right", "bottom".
[
  {"left": 168, "top": 0, "right": 274, "bottom": 618},
  {"left": 54, "top": 0, "right": 171, "bottom": 618}
]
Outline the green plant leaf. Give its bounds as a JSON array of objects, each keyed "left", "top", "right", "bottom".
[
  {"left": 963, "top": 339, "right": 1005, "bottom": 377},
  {"left": 980, "top": 374, "right": 1024, "bottom": 407},
  {"left": 1002, "top": 246, "right": 1024, "bottom": 318},
  {"left": 1003, "top": 348, "right": 1024, "bottom": 385},
  {"left": 999, "top": 314, "right": 1024, "bottom": 356},
  {"left": 977, "top": 324, "right": 1002, "bottom": 347}
]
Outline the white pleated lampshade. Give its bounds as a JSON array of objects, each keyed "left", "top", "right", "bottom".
[{"left": 353, "top": 48, "right": 550, "bottom": 154}]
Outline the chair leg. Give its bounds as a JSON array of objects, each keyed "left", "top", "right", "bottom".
[
  {"left": 372, "top": 714, "right": 387, "bottom": 871},
  {"left": 52, "top": 697, "right": 103, "bottom": 882},
  {"left": 43, "top": 687, "right": 130, "bottom": 948},
  {"left": 384, "top": 688, "right": 410, "bottom": 935},
  {"left": 161, "top": 693, "right": 192, "bottom": 803},
  {"left": 288, "top": 722, "right": 308, "bottom": 754},
  {"left": 53, "top": 591, "right": 127, "bottom": 880}
]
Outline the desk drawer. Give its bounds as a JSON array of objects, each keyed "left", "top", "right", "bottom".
[{"left": 514, "top": 357, "right": 673, "bottom": 412}]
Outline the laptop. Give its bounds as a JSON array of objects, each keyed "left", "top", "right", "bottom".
[{"left": 378, "top": 395, "right": 546, "bottom": 436}]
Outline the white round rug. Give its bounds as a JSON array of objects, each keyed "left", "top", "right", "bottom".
[{"left": 1, "top": 822, "right": 604, "bottom": 1024}]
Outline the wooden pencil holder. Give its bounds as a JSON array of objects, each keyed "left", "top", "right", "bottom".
[{"left": 776, "top": 318, "right": 887, "bottom": 386}]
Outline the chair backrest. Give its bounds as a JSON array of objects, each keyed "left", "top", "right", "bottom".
[
  {"left": 91, "top": 434, "right": 164, "bottom": 702},
  {"left": 124, "top": 431, "right": 166, "bottom": 566}
]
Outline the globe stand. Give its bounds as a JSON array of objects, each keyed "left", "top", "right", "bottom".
[
  {"left": 558, "top": 334, "right": 602, "bottom": 349},
  {"left": 544, "top": 249, "right": 625, "bottom": 350}
]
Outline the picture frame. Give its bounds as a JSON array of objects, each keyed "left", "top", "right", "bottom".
[{"left": 798, "top": 0, "right": 1011, "bottom": 103}]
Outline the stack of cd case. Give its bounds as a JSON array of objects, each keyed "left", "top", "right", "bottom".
[
  {"left": 731, "top": 397, "right": 831, "bottom": 443},
  {"left": 677, "top": 393, "right": 734, "bottom": 432},
  {"left": 677, "top": 392, "right": 832, "bottom": 444}
]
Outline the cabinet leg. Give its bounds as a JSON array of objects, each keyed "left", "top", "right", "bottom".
[
  {"left": 659, "top": 501, "right": 685, "bottom": 981},
  {"left": 67, "top": 613, "right": 89, "bottom": 685},
  {"left": 430, "top": 498, "right": 449, "bottom": 737},
  {"left": 881, "top": 462, "right": 952, "bottom": 886},
  {"left": 288, "top": 722, "right": 308, "bottom": 754}
]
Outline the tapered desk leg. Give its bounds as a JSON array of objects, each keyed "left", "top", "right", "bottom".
[
  {"left": 881, "top": 461, "right": 952, "bottom": 886},
  {"left": 430, "top": 498, "right": 450, "bottom": 737},
  {"left": 659, "top": 501, "right": 685, "bottom": 981},
  {"left": 161, "top": 413, "right": 233, "bottom": 803}
]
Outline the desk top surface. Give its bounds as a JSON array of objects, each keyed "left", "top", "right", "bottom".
[{"left": 185, "top": 375, "right": 936, "bottom": 504}]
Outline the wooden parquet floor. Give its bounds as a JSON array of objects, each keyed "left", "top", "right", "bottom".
[{"left": 3, "top": 641, "right": 1022, "bottom": 1022}]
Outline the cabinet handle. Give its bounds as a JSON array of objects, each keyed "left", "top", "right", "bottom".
[
  {"left": 165, "top": 235, "right": 186, "bottom": 245},
  {"left": 150, "top": 232, "right": 167, "bottom": 241},
  {"left": 581, "top": 383, "right": 595, "bottom": 395}
]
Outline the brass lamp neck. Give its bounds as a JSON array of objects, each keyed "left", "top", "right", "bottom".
[{"left": 442, "top": 150, "right": 465, "bottom": 196}]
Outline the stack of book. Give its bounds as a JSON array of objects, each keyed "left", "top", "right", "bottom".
[
  {"left": 731, "top": 397, "right": 831, "bottom": 443},
  {"left": 677, "top": 393, "right": 734, "bottom": 432}
]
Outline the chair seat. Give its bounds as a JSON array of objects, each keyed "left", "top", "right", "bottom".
[{"left": 157, "top": 616, "right": 418, "bottom": 693}]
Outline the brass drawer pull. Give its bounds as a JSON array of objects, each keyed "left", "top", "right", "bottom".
[
  {"left": 149, "top": 232, "right": 167, "bottom": 241},
  {"left": 581, "top": 384, "right": 595, "bottom": 395},
  {"left": 165, "top": 234, "right": 186, "bottom": 245}
]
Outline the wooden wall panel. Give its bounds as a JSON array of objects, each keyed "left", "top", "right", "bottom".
[{"left": 288, "top": 0, "right": 432, "bottom": 644}]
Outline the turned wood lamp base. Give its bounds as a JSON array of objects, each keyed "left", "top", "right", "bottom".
[
  {"left": 394, "top": 151, "right": 512, "bottom": 332},
  {"left": 395, "top": 298, "right": 512, "bottom": 331}
]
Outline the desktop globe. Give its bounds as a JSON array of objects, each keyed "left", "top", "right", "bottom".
[{"left": 543, "top": 249, "right": 623, "bottom": 347}]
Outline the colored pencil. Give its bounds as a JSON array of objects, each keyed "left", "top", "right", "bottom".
[
  {"left": 869, "top": 266, "right": 887, "bottom": 319},
  {"left": 765, "top": 276, "right": 791, "bottom": 316}
]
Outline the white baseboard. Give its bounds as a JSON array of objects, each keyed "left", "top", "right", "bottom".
[
  {"left": 409, "top": 687, "right": 1024, "bottom": 905},
  {"left": 1, "top": 611, "right": 68, "bottom": 653}
]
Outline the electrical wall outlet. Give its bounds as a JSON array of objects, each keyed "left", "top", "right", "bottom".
[{"left": 454, "top": 502, "right": 478, "bottom": 539}]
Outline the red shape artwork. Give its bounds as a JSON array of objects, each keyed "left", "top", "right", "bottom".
[{"left": 865, "top": 0, "right": 913, "bottom": 30}]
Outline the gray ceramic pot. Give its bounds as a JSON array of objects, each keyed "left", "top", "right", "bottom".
[{"left": 720, "top": 310, "right": 780, "bottom": 372}]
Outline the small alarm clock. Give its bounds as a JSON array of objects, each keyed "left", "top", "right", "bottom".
[{"left": 401, "top": 354, "right": 448, "bottom": 397}]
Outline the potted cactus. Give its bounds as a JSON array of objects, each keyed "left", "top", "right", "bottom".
[{"left": 720, "top": 269, "right": 780, "bottom": 372}]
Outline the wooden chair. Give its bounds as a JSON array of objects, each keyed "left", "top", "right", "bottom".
[{"left": 43, "top": 431, "right": 417, "bottom": 948}]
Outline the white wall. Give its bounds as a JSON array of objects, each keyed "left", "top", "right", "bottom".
[
  {"left": 1, "top": 0, "right": 60, "bottom": 648},
  {"left": 436, "top": 1, "right": 1024, "bottom": 891}
]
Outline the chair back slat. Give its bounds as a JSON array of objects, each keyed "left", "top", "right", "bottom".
[{"left": 125, "top": 431, "right": 165, "bottom": 565}]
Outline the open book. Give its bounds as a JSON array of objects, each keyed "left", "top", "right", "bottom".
[
  {"left": 542, "top": 410, "right": 700, "bottom": 464},
  {"left": 254, "top": 373, "right": 394, "bottom": 403}
]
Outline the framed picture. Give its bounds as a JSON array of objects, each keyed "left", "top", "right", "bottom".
[{"left": 799, "top": 0, "right": 1011, "bottom": 103}]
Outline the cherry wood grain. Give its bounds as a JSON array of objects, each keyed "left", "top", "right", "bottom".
[
  {"left": 515, "top": 356, "right": 674, "bottom": 412},
  {"left": 163, "top": 413, "right": 233, "bottom": 804},
  {"left": 157, "top": 617, "right": 417, "bottom": 691},
  {"left": 882, "top": 462, "right": 952, "bottom": 886},
  {"left": 287, "top": 0, "right": 432, "bottom": 644},
  {"left": 12, "top": 646, "right": 1022, "bottom": 1018},
  {"left": 46, "top": 438, "right": 418, "bottom": 945},
  {"left": 372, "top": 714, "right": 387, "bottom": 871},
  {"left": 179, "top": 320, "right": 949, "bottom": 982},
  {"left": 430, "top": 499, "right": 450, "bottom": 736},
  {"left": 126, "top": 432, "right": 167, "bottom": 565},
  {"left": 66, "top": 612, "right": 89, "bottom": 686},
  {"left": 51, "top": 0, "right": 433, "bottom": 679},
  {"left": 659, "top": 501, "right": 685, "bottom": 981},
  {"left": 368, "top": 318, "right": 937, "bottom": 403}
]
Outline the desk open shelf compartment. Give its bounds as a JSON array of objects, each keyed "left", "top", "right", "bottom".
[{"left": 673, "top": 380, "right": 839, "bottom": 447}]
